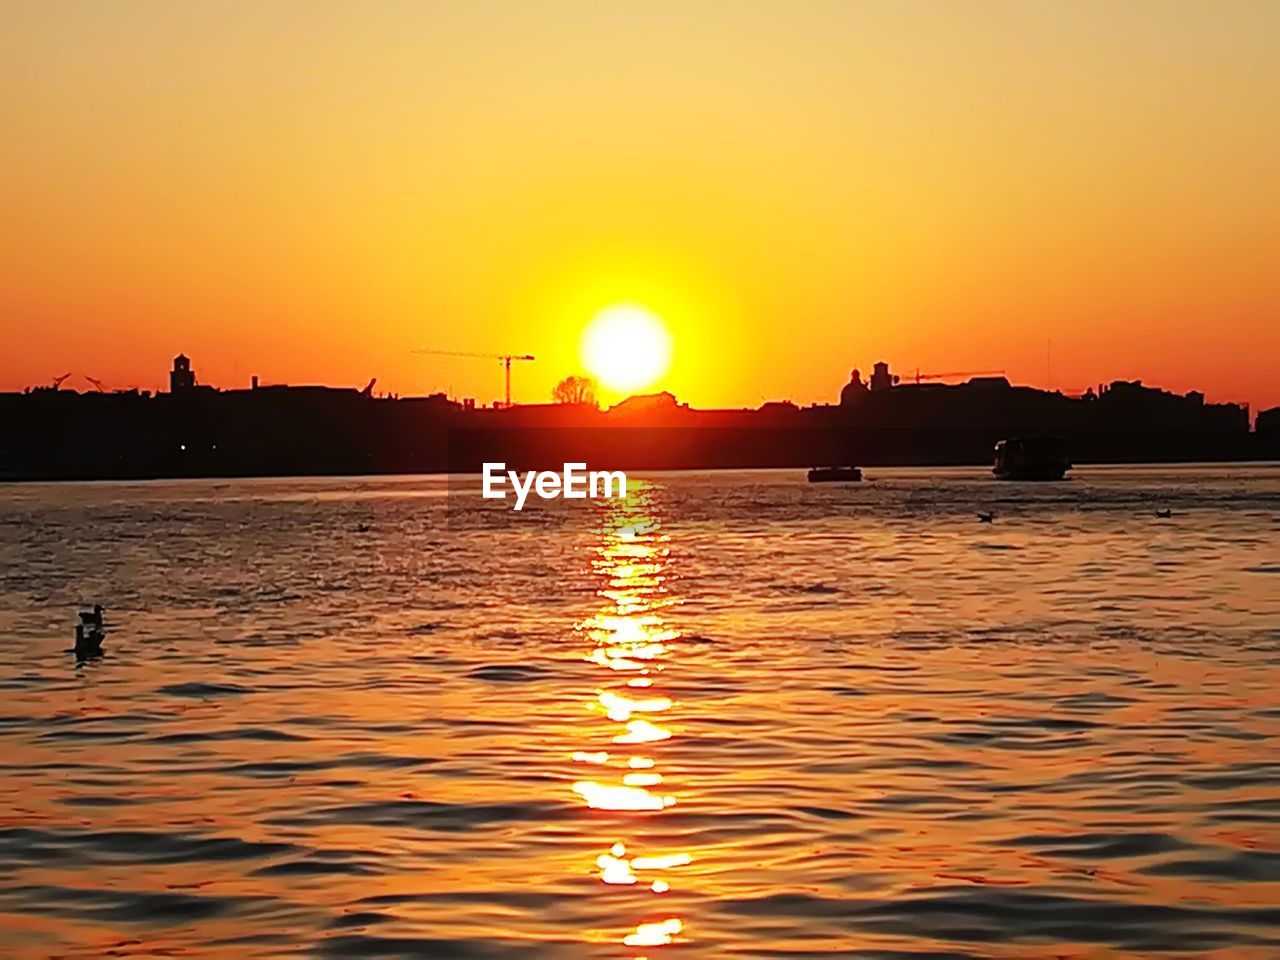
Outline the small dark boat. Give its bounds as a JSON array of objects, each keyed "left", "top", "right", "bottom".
[
  {"left": 993, "top": 437, "right": 1071, "bottom": 481},
  {"left": 808, "top": 466, "right": 862, "bottom": 483}
]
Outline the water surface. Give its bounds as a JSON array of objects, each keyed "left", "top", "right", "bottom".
[{"left": 1, "top": 465, "right": 1278, "bottom": 958}]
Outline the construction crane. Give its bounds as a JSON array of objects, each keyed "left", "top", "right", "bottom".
[
  {"left": 51, "top": 372, "right": 72, "bottom": 390},
  {"left": 911, "top": 368, "right": 1005, "bottom": 384},
  {"left": 84, "top": 375, "right": 107, "bottom": 393},
  {"left": 413, "top": 349, "right": 535, "bottom": 407}
]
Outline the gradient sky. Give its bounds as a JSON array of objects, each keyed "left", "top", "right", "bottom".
[{"left": 3, "top": 0, "right": 1277, "bottom": 410}]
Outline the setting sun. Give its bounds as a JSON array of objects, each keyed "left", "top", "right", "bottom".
[{"left": 580, "top": 305, "right": 673, "bottom": 395}]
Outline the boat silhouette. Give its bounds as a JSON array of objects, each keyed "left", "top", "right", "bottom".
[
  {"left": 993, "top": 437, "right": 1070, "bottom": 481},
  {"left": 807, "top": 466, "right": 862, "bottom": 483}
]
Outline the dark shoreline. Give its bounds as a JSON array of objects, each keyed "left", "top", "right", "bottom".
[
  {"left": 6, "top": 366, "right": 1275, "bottom": 483},
  {"left": 4, "top": 456, "right": 1277, "bottom": 486}
]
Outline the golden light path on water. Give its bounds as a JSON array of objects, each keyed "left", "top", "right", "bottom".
[{"left": 570, "top": 486, "right": 688, "bottom": 955}]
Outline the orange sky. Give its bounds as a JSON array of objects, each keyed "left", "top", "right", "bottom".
[{"left": 2, "top": 0, "right": 1277, "bottom": 411}]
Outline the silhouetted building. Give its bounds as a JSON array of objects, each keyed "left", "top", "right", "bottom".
[
  {"left": 967, "top": 376, "right": 1011, "bottom": 390},
  {"left": 1252, "top": 406, "right": 1279, "bottom": 439},
  {"left": 869, "top": 361, "right": 897, "bottom": 392},
  {"left": 840, "top": 369, "right": 868, "bottom": 406},
  {"left": 170, "top": 354, "right": 196, "bottom": 393},
  {"left": 610, "top": 392, "right": 681, "bottom": 416}
]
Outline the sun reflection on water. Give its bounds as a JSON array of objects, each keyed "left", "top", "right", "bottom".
[
  {"left": 569, "top": 486, "right": 689, "bottom": 954},
  {"left": 624, "top": 917, "right": 683, "bottom": 947}
]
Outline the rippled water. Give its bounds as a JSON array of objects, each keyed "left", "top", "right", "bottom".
[{"left": 1, "top": 465, "right": 1278, "bottom": 958}]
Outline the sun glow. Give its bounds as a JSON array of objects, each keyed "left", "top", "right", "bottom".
[{"left": 580, "top": 305, "right": 673, "bottom": 394}]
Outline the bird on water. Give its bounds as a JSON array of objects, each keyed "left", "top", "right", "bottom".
[{"left": 74, "top": 623, "right": 104, "bottom": 660}]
